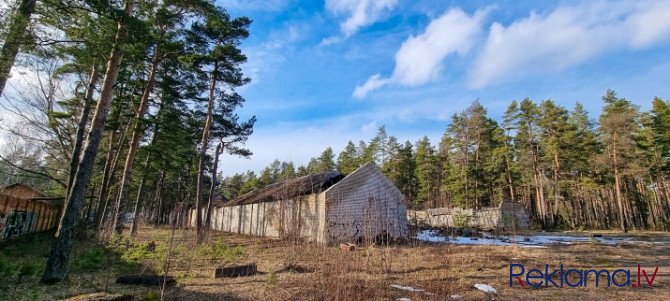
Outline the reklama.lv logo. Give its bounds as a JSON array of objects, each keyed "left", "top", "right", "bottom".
[{"left": 510, "top": 264, "right": 659, "bottom": 288}]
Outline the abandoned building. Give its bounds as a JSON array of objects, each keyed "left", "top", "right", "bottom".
[
  {"left": 0, "top": 183, "right": 61, "bottom": 239},
  {"left": 190, "top": 162, "right": 408, "bottom": 244},
  {"left": 408, "top": 201, "right": 530, "bottom": 229}
]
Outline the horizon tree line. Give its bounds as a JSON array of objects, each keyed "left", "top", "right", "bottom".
[{"left": 224, "top": 92, "right": 670, "bottom": 232}]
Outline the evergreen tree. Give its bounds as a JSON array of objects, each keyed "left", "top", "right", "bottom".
[
  {"left": 43, "top": 0, "right": 138, "bottom": 283},
  {"left": 316, "top": 147, "right": 335, "bottom": 172},
  {"left": 538, "top": 99, "right": 572, "bottom": 224},
  {"left": 598, "top": 89, "right": 640, "bottom": 232},
  {"left": 414, "top": 136, "right": 439, "bottom": 208},
  {"left": 515, "top": 98, "right": 549, "bottom": 225},
  {"left": 337, "top": 141, "right": 358, "bottom": 174},
  {"left": 182, "top": 5, "right": 252, "bottom": 242}
]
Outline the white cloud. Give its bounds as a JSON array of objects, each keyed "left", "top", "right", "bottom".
[
  {"left": 319, "top": 36, "right": 342, "bottom": 46},
  {"left": 325, "top": 0, "right": 398, "bottom": 37},
  {"left": 470, "top": 0, "right": 670, "bottom": 88},
  {"left": 353, "top": 74, "right": 389, "bottom": 98},
  {"left": 628, "top": 0, "right": 670, "bottom": 47},
  {"left": 354, "top": 7, "right": 491, "bottom": 98},
  {"left": 392, "top": 8, "right": 490, "bottom": 85},
  {"left": 360, "top": 121, "right": 378, "bottom": 134}
]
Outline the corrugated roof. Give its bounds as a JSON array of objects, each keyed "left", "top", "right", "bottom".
[{"left": 225, "top": 171, "right": 345, "bottom": 206}]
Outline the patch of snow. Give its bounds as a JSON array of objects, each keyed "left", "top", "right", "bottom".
[
  {"left": 415, "top": 230, "right": 448, "bottom": 242},
  {"left": 390, "top": 285, "right": 425, "bottom": 292},
  {"left": 474, "top": 283, "right": 497, "bottom": 294},
  {"left": 414, "top": 230, "right": 644, "bottom": 246}
]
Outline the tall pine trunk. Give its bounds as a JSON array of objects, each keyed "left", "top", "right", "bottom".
[
  {"left": 95, "top": 119, "right": 130, "bottom": 235},
  {"left": 129, "top": 155, "right": 150, "bottom": 235},
  {"left": 205, "top": 142, "right": 223, "bottom": 229},
  {"left": 195, "top": 61, "right": 218, "bottom": 243},
  {"left": 112, "top": 44, "right": 162, "bottom": 234},
  {"left": 94, "top": 129, "right": 119, "bottom": 231},
  {"left": 67, "top": 64, "right": 100, "bottom": 197},
  {"left": 41, "top": 0, "right": 136, "bottom": 283},
  {"left": 0, "top": 0, "right": 35, "bottom": 97},
  {"left": 612, "top": 133, "right": 627, "bottom": 232}
]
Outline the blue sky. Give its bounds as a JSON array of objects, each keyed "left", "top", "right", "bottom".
[{"left": 216, "top": 0, "right": 670, "bottom": 177}]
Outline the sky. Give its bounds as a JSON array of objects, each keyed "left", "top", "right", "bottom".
[
  {"left": 2, "top": 0, "right": 670, "bottom": 179},
  {"left": 213, "top": 0, "right": 670, "bottom": 177}
]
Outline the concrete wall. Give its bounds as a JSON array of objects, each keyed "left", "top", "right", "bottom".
[
  {"left": 324, "top": 163, "right": 408, "bottom": 243},
  {"left": 499, "top": 202, "right": 531, "bottom": 228},
  {"left": 0, "top": 194, "right": 60, "bottom": 239},
  {"left": 191, "top": 194, "right": 327, "bottom": 242},
  {"left": 410, "top": 202, "right": 530, "bottom": 229}
]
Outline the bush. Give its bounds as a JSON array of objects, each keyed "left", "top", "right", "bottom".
[
  {"left": 454, "top": 212, "right": 471, "bottom": 228},
  {"left": 266, "top": 270, "right": 276, "bottom": 286}
]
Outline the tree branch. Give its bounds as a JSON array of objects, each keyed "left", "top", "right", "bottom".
[{"left": 0, "top": 154, "right": 67, "bottom": 188}]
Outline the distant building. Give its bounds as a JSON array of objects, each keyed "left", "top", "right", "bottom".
[
  {"left": 0, "top": 183, "right": 61, "bottom": 239},
  {"left": 191, "top": 162, "right": 408, "bottom": 244}
]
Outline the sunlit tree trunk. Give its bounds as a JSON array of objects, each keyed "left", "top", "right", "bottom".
[
  {"left": 66, "top": 64, "right": 99, "bottom": 197},
  {"left": 112, "top": 44, "right": 162, "bottom": 234},
  {"left": 41, "top": 0, "right": 136, "bottom": 283},
  {"left": 195, "top": 61, "right": 218, "bottom": 243}
]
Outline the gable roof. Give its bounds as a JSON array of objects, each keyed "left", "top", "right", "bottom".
[
  {"left": 225, "top": 171, "right": 345, "bottom": 206},
  {"left": 0, "top": 183, "right": 47, "bottom": 199},
  {"left": 324, "top": 162, "right": 404, "bottom": 202}
]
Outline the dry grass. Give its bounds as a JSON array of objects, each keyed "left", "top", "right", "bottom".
[
  {"left": 2, "top": 226, "right": 669, "bottom": 300},
  {"left": 142, "top": 227, "right": 670, "bottom": 300}
]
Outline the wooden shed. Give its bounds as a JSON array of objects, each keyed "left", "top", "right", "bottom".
[
  {"left": 191, "top": 162, "right": 408, "bottom": 244},
  {"left": 0, "top": 183, "right": 61, "bottom": 239}
]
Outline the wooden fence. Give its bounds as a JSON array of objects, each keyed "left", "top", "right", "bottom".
[{"left": 0, "top": 194, "right": 60, "bottom": 240}]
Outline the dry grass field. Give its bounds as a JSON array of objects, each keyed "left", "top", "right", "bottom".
[{"left": 2, "top": 227, "right": 669, "bottom": 300}]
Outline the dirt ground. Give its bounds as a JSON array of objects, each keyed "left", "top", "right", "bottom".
[
  {"left": 4, "top": 227, "right": 670, "bottom": 300},
  {"left": 144, "top": 228, "right": 670, "bottom": 300}
]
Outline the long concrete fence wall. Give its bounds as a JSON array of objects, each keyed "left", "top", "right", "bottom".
[
  {"left": 407, "top": 202, "right": 530, "bottom": 229},
  {"left": 189, "top": 194, "right": 325, "bottom": 242}
]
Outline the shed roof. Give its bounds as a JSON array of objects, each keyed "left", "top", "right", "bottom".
[{"left": 226, "top": 171, "right": 345, "bottom": 206}]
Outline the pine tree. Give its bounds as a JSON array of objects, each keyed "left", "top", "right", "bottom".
[
  {"left": 414, "top": 136, "right": 439, "bottom": 208},
  {"left": 42, "top": 0, "right": 138, "bottom": 283},
  {"left": 515, "top": 98, "right": 549, "bottom": 226},
  {"left": 598, "top": 89, "right": 640, "bottom": 232},
  {"left": 337, "top": 141, "right": 358, "bottom": 174},
  {"left": 316, "top": 147, "right": 336, "bottom": 172},
  {"left": 538, "top": 99, "right": 572, "bottom": 225},
  {"left": 182, "top": 6, "right": 252, "bottom": 243}
]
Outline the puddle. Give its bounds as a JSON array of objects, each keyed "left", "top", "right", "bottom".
[{"left": 415, "top": 230, "right": 641, "bottom": 246}]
